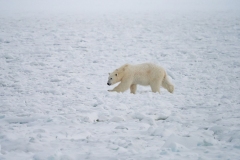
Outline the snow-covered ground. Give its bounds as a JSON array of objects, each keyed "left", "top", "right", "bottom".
[{"left": 0, "top": 0, "right": 240, "bottom": 159}]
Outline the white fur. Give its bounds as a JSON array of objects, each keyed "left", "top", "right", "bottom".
[{"left": 107, "top": 63, "right": 174, "bottom": 94}]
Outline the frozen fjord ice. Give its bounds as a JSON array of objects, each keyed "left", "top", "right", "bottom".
[{"left": 0, "top": 0, "right": 240, "bottom": 159}]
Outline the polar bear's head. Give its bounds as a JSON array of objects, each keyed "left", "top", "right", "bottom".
[
  {"left": 107, "top": 64, "right": 128, "bottom": 86},
  {"left": 107, "top": 70, "right": 122, "bottom": 86}
]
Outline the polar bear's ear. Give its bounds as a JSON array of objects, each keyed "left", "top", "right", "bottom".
[
  {"left": 115, "top": 73, "right": 118, "bottom": 76},
  {"left": 123, "top": 65, "right": 128, "bottom": 71},
  {"left": 108, "top": 73, "right": 110, "bottom": 75}
]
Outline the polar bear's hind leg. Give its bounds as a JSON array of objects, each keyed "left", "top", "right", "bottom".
[
  {"left": 162, "top": 75, "right": 174, "bottom": 93},
  {"left": 150, "top": 81, "right": 161, "bottom": 93}
]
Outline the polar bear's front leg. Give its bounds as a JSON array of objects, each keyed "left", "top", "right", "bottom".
[
  {"left": 130, "top": 84, "right": 137, "bottom": 94},
  {"left": 109, "top": 81, "right": 131, "bottom": 93}
]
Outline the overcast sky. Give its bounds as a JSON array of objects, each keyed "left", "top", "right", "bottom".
[{"left": 0, "top": 0, "right": 239, "bottom": 13}]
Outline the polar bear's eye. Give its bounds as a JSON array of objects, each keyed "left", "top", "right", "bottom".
[
  {"left": 115, "top": 74, "right": 118, "bottom": 76},
  {"left": 110, "top": 78, "right": 112, "bottom": 80}
]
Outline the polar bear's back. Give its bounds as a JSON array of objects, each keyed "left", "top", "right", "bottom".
[{"left": 130, "top": 63, "right": 166, "bottom": 86}]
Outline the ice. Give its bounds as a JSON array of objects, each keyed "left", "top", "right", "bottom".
[
  {"left": 0, "top": 0, "right": 240, "bottom": 159},
  {"left": 4, "top": 117, "right": 37, "bottom": 124},
  {"left": 110, "top": 116, "right": 125, "bottom": 122},
  {"left": 150, "top": 127, "right": 172, "bottom": 137},
  {"left": 163, "top": 134, "right": 201, "bottom": 150}
]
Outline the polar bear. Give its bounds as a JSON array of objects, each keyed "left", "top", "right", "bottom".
[{"left": 107, "top": 63, "right": 174, "bottom": 94}]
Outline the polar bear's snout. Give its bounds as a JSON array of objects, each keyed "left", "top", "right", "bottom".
[
  {"left": 107, "top": 77, "right": 113, "bottom": 85},
  {"left": 107, "top": 79, "right": 112, "bottom": 85}
]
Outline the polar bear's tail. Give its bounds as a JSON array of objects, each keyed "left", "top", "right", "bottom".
[{"left": 162, "top": 73, "right": 174, "bottom": 93}]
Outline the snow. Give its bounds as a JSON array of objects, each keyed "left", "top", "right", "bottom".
[{"left": 0, "top": 0, "right": 240, "bottom": 159}]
